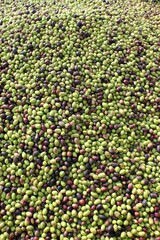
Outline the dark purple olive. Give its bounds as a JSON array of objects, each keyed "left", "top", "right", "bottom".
[
  {"left": 150, "top": 192, "right": 158, "bottom": 198},
  {"left": 76, "top": 193, "right": 82, "bottom": 200},
  {"left": 156, "top": 145, "right": 160, "bottom": 152},
  {"left": 96, "top": 204, "right": 103, "bottom": 210},
  {"left": 106, "top": 224, "right": 114, "bottom": 233},
  {"left": 99, "top": 214, "right": 107, "bottom": 220}
]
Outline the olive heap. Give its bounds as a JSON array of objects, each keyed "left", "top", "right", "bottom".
[{"left": 0, "top": 0, "right": 160, "bottom": 239}]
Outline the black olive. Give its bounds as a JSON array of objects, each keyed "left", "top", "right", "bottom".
[
  {"left": 61, "top": 26, "right": 66, "bottom": 31},
  {"left": 76, "top": 51, "right": 81, "bottom": 56},
  {"left": 12, "top": 48, "right": 17, "bottom": 54},
  {"left": 84, "top": 169, "right": 90, "bottom": 177},
  {"left": 63, "top": 176, "right": 68, "bottom": 182},
  {"left": 27, "top": 43, "right": 33, "bottom": 50},
  {"left": 108, "top": 38, "right": 116, "bottom": 44},
  {"left": 1, "top": 151, "right": 7, "bottom": 157},
  {"left": 150, "top": 192, "right": 158, "bottom": 198},
  {"left": 106, "top": 224, "right": 114, "bottom": 233},
  {"left": 36, "top": 158, "right": 42, "bottom": 165},
  {"left": 77, "top": 21, "right": 83, "bottom": 28},
  {"left": 55, "top": 170, "right": 59, "bottom": 176},
  {"left": 49, "top": 178, "right": 56, "bottom": 186},
  {"left": 14, "top": 125, "right": 19, "bottom": 131},
  {"left": 33, "top": 150, "right": 39, "bottom": 156},
  {"left": 2, "top": 61, "right": 9, "bottom": 69},
  {"left": 117, "top": 46, "right": 123, "bottom": 51},
  {"left": 2, "top": 97, "right": 9, "bottom": 104},
  {"left": 34, "top": 134, "right": 39, "bottom": 142},
  {"left": 139, "top": 86, "right": 145, "bottom": 92},
  {"left": 142, "top": 199, "right": 148, "bottom": 207},
  {"left": 57, "top": 186, "right": 63, "bottom": 191},
  {"left": 48, "top": 116, "right": 54, "bottom": 122},
  {"left": 40, "top": 67, "right": 46, "bottom": 73},
  {"left": 3, "top": 187, "right": 11, "bottom": 193}
]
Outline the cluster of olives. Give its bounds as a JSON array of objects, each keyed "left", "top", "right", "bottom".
[{"left": 0, "top": 0, "right": 160, "bottom": 239}]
